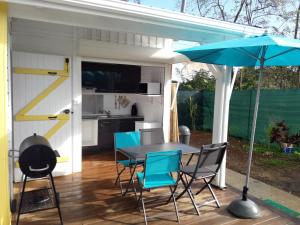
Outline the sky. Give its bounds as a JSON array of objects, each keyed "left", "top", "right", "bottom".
[
  {"left": 139, "top": 0, "right": 178, "bottom": 11},
  {"left": 133, "top": 0, "right": 298, "bottom": 37}
]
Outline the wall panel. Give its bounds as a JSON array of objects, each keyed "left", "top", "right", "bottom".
[{"left": 12, "top": 51, "right": 73, "bottom": 181}]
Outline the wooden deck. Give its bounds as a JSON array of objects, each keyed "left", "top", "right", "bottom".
[{"left": 13, "top": 151, "right": 298, "bottom": 225}]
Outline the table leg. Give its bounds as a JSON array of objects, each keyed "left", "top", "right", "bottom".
[
  {"left": 186, "top": 153, "right": 194, "bottom": 165},
  {"left": 122, "top": 163, "right": 137, "bottom": 197},
  {"left": 179, "top": 153, "right": 194, "bottom": 197}
]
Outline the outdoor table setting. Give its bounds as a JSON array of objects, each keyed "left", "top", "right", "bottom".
[
  {"left": 118, "top": 142, "right": 200, "bottom": 196},
  {"left": 114, "top": 130, "right": 227, "bottom": 224}
]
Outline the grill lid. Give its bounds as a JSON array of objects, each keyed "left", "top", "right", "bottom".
[{"left": 19, "top": 134, "right": 57, "bottom": 178}]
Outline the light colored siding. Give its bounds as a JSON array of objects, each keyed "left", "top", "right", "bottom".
[{"left": 12, "top": 51, "right": 73, "bottom": 181}]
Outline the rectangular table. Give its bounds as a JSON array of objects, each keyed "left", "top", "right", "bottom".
[
  {"left": 119, "top": 142, "right": 200, "bottom": 160},
  {"left": 118, "top": 142, "right": 200, "bottom": 196}
]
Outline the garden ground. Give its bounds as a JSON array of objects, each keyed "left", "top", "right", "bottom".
[{"left": 189, "top": 130, "right": 300, "bottom": 197}]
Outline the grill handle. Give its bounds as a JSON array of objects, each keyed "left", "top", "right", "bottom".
[{"left": 29, "top": 164, "right": 49, "bottom": 172}]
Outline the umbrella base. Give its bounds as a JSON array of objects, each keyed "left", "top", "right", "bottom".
[{"left": 227, "top": 198, "right": 261, "bottom": 219}]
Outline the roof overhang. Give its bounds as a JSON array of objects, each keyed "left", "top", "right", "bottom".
[{"left": 6, "top": 0, "right": 265, "bottom": 43}]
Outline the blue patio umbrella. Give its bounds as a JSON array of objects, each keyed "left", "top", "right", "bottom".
[{"left": 176, "top": 34, "right": 300, "bottom": 219}]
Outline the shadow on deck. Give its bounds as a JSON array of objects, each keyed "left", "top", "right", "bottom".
[{"left": 12, "top": 151, "right": 299, "bottom": 225}]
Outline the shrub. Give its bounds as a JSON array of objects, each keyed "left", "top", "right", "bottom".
[{"left": 270, "top": 121, "right": 300, "bottom": 147}]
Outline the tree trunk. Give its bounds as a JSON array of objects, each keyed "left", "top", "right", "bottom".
[
  {"left": 295, "top": 3, "right": 300, "bottom": 87},
  {"left": 181, "top": 0, "right": 186, "bottom": 13},
  {"left": 294, "top": 4, "right": 300, "bottom": 38},
  {"left": 233, "top": 0, "right": 246, "bottom": 23},
  {"left": 240, "top": 72, "right": 243, "bottom": 89}
]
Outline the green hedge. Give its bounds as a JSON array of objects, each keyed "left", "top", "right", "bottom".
[{"left": 177, "top": 89, "right": 300, "bottom": 145}]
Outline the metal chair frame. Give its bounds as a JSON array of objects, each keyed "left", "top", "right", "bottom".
[
  {"left": 114, "top": 131, "right": 143, "bottom": 196},
  {"left": 176, "top": 142, "right": 228, "bottom": 215},
  {"left": 136, "top": 150, "right": 182, "bottom": 225}
]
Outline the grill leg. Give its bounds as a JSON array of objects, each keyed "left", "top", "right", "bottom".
[
  {"left": 49, "top": 173, "right": 63, "bottom": 225},
  {"left": 16, "top": 175, "right": 27, "bottom": 225}
]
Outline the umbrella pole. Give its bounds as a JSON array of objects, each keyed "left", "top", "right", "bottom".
[
  {"left": 243, "top": 62, "right": 264, "bottom": 200},
  {"left": 228, "top": 54, "right": 266, "bottom": 219}
]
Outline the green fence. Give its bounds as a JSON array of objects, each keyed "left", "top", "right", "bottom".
[{"left": 177, "top": 89, "right": 300, "bottom": 145}]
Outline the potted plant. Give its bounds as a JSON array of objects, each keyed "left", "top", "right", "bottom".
[{"left": 270, "top": 121, "right": 300, "bottom": 153}]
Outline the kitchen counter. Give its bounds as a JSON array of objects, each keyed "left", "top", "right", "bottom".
[
  {"left": 82, "top": 114, "right": 144, "bottom": 120},
  {"left": 82, "top": 114, "right": 144, "bottom": 149}
]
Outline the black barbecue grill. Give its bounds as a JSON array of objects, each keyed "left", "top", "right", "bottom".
[
  {"left": 16, "top": 133, "right": 63, "bottom": 225},
  {"left": 19, "top": 134, "right": 57, "bottom": 178}
]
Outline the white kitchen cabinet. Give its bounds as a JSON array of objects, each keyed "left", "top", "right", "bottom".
[
  {"left": 82, "top": 119, "right": 98, "bottom": 147},
  {"left": 135, "top": 121, "right": 161, "bottom": 131}
]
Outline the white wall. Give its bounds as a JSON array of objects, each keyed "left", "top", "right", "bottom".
[
  {"left": 82, "top": 94, "right": 104, "bottom": 114},
  {"left": 12, "top": 52, "right": 73, "bottom": 181},
  {"left": 100, "top": 93, "right": 137, "bottom": 115},
  {"left": 136, "top": 66, "right": 164, "bottom": 124},
  {"left": 10, "top": 18, "right": 172, "bottom": 176},
  {"left": 11, "top": 20, "right": 79, "bottom": 179}
]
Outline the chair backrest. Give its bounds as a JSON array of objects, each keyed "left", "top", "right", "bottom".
[
  {"left": 140, "top": 128, "right": 164, "bottom": 145},
  {"left": 144, "top": 150, "right": 181, "bottom": 180},
  {"left": 195, "top": 142, "right": 228, "bottom": 173},
  {"left": 114, "top": 131, "right": 141, "bottom": 161}
]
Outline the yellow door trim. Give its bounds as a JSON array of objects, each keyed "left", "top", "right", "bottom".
[
  {"left": 15, "top": 76, "right": 68, "bottom": 117},
  {"left": 14, "top": 59, "right": 70, "bottom": 140},
  {"left": 16, "top": 114, "right": 69, "bottom": 121},
  {"left": 14, "top": 58, "right": 69, "bottom": 77},
  {"left": 0, "top": 3, "right": 11, "bottom": 225},
  {"left": 44, "top": 119, "right": 69, "bottom": 140},
  {"left": 14, "top": 68, "right": 69, "bottom": 77}
]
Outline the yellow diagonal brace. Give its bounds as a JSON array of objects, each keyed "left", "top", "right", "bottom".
[
  {"left": 14, "top": 58, "right": 69, "bottom": 77},
  {"left": 15, "top": 76, "right": 68, "bottom": 118},
  {"left": 16, "top": 114, "right": 69, "bottom": 121},
  {"left": 14, "top": 58, "right": 70, "bottom": 141},
  {"left": 14, "top": 68, "right": 69, "bottom": 77},
  {"left": 44, "top": 119, "right": 69, "bottom": 140}
]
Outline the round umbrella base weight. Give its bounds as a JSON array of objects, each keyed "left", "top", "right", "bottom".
[{"left": 227, "top": 198, "right": 261, "bottom": 219}]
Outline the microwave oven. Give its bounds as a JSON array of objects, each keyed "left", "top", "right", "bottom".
[{"left": 138, "top": 82, "right": 161, "bottom": 95}]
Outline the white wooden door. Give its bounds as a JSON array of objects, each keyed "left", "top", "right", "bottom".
[{"left": 12, "top": 52, "right": 73, "bottom": 181}]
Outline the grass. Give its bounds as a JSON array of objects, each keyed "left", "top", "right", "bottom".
[
  {"left": 242, "top": 143, "right": 300, "bottom": 168},
  {"left": 288, "top": 151, "right": 300, "bottom": 161},
  {"left": 242, "top": 143, "right": 282, "bottom": 154},
  {"left": 261, "top": 159, "right": 289, "bottom": 168}
]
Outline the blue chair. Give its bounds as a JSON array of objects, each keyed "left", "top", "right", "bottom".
[
  {"left": 114, "top": 131, "right": 143, "bottom": 195},
  {"left": 136, "top": 150, "right": 182, "bottom": 225}
]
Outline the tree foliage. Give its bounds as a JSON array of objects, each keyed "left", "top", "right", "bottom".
[
  {"left": 188, "top": 96, "right": 198, "bottom": 131},
  {"left": 179, "top": 69, "right": 216, "bottom": 90},
  {"left": 177, "top": 0, "right": 300, "bottom": 90},
  {"left": 182, "top": 0, "right": 297, "bottom": 35},
  {"left": 235, "top": 67, "right": 300, "bottom": 89}
]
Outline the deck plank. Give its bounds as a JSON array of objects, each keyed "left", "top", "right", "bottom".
[{"left": 12, "top": 151, "right": 297, "bottom": 225}]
